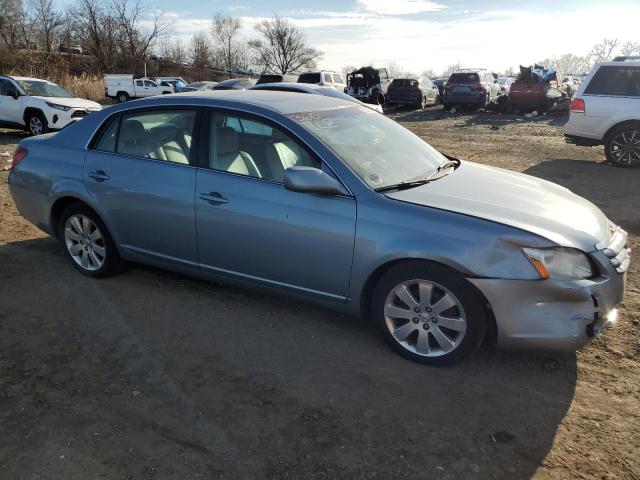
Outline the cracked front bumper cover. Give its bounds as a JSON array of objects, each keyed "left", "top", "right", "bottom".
[{"left": 469, "top": 265, "right": 626, "bottom": 351}]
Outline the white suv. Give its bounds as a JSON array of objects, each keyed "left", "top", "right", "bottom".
[
  {"left": 0, "top": 76, "right": 101, "bottom": 135},
  {"left": 564, "top": 57, "right": 640, "bottom": 167},
  {"left": 297, "top": 71, "right": 347, "bottom": 91}
]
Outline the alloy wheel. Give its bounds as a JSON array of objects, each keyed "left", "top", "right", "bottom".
[
  {"left": 29, "top": 116, "right": 43, "bottom": 135},
  {"left": 384, "top": 279, "right": 467, "bottom": 357},
  {"left": 610, "top": 130, "right": 640, "bottom": 166},
  {"left": 64, "top": 214, "right": 106, "bottom": 271}
]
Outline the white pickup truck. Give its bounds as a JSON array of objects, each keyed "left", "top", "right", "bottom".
[{"left": 104, "top": 75, "right": 174, "bottom": 103}]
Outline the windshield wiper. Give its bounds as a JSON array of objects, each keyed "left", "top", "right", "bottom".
[
  {"left": 374, "top": 178, "right": 432, "bottom": 192},
  {"left": 426, "top": 157, "right": 461, "bottom": 180},
  {"left": 374, "top": 157, "right": 461, "bottom": 193}
]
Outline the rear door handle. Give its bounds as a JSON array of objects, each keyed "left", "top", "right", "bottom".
[
  {"left": 200, "top": 192, "right": 228, "bottom": 205},
  {"left": 88, "top": 170, "right": 110, "bottom": 182}
]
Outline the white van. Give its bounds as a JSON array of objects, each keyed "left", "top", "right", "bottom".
[{"left": 297, "top": 71, "right": 347, "bottom": 91}]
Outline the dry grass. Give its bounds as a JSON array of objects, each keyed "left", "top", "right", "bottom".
[{"left": 56, "top": 73, "right": 106, "bottom": 103}]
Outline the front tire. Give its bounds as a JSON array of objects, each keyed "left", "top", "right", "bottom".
[
  {"left": 372, "top": 262, "right": 487, "bottom": 366},
  {"left": 605, "top": 124, "right": 640, "bottom": 168},
  {"left": 58, "top": 204, "right": 121, "bottom": 278},
  {"left": 26, "top": 112, "right": 47, "bottom": 136}
]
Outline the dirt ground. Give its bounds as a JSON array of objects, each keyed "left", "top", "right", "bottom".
[{"left": 0, "top": 108, "right": 638, "bottom": 480}]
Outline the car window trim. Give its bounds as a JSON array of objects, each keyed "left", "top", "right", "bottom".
[
  {"left": 88, "top": 105, "right": 203, "bottom": 167},
  {"left": 197, "top": 106, "right": 354, "bottom": 197}
]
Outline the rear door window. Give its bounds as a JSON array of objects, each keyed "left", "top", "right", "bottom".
[
  {"left": 114, "top": 110, "right": 197, "bottom": 165},
  {"left": 585, "top": 66, "right": 640, "bottom": 96}
]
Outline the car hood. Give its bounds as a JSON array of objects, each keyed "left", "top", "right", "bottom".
[
  {"left": 385, "top": 162, "right": 609, "bottom": 252},
  {"left": 32, "top": 96, "right": 102, "bottom": 110}
]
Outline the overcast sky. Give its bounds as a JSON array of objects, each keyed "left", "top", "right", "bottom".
[{"left": 75, "top": 0, "right": 640, "bottom": 74}]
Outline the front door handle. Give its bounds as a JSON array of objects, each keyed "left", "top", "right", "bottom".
[
  {"left": 200, "top": 192, "right": 228, "bottom": 205},
  {"left": 88, "top": 170, "right": 110, "bottom": 182}
]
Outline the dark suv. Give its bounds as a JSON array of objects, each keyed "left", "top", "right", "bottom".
[{"left": 443, "top": 69, "right": 499, "bottom": 110}]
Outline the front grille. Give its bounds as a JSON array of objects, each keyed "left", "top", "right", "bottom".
[
  {"left": 71, "top": 110, "right": 88, "bottom": 118},
  {"left": 597, "top": 225, "right": 630, "bottom": 274}
]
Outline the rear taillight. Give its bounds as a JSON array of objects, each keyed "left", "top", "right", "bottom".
[
  {"left": 471, "top": 82, "right": 485, "bottom": 91},
  {"left": 444, "top": 81, "right": 452, "bottom": 91},
  {"left": 570, "top": 98, "right": 585, "bottom": 113},
  {"left": 10, "top": 147, "right": 28, "bottom": 170}
]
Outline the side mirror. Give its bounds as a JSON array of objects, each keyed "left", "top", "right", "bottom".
[
  {"left": 7, "top": 89, "right": 19, "bottom": 99},
  {"left": 284, "top": 166, "right": 348, "bottom": 196}
]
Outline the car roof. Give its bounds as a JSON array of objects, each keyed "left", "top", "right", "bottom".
[
  {"left": 253, "top": 82, "right": 322, "bottom": 92},
  {"left": 596, "top": 60, "right": 640, "bottom": 67},
  {"left": 4, "top": 76, "right": 53, "bottom": 82},
  {"left": 152, "top": 89, "right": 354, "bottom": 114}
]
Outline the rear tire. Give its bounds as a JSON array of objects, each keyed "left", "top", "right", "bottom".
[
  {"left": 116, "top": 92, "right": 129, "bottom": 103},
  {"left": 372, "top": 262, "right": 487, "bottom": 366},
  {"left": 604, "top": 123, "right": 640, "bottom": 168},
  {"left": 58, "top": 203, "right": 121, "bottom": 278}
]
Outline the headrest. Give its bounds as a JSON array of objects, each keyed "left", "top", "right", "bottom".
[
  {"left": 217, "top": 127, "right": 239, "bottom": 155},
  {"left": 120, "top": 120, "right": 145, "bottom": 144}
]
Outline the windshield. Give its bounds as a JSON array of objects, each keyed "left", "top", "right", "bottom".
[
  {"left": 289, "top": 106, "right": 448, "bottom": 189},
  {"left": 17, "top": 80, "right": 72, "bottom": 98}
]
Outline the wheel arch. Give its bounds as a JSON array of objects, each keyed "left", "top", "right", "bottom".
[
  {"left": 23, "top": 107, "right": 46, "bottom": 125},
  {"left": 49, "top": 194, "right": 117, "bottom": 247},
  {"left": 603, "top": 119, "right": 640, "bottom": 143},
  {"left": 358, "top": 258, "right": 497, "bottom": 343}
]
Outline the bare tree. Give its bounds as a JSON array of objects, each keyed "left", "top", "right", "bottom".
[
  {"left": 112, "top": 0, "right": 169, "bottom": 69},
  {"left": 537, "top": 53, "right": 591, "bottom": 75},
  {"left": 159, "top": 38, "right": 187, "bottom": 64},
  {"left": 0, "top": 0, "right": 24, "bottom": 48},
  {"left": 590, "top": 38, "right": 619, "bottom": 64},
  {"left": 71, "top": 0, "right": 120, "bottom": 71},
  {"left": 190, "top": 32, "right": 212, "bottom": 78},
  {"left": 249, "top": 16, "right": 322, "bottom": 74},
  {"left": 421, "top": 68, "right": 435, "bottom": 79},
  {"left": 441, "top": 62, "right": 461, "bottom": 78},
  {"left": 211, "top": 13, "right": 240, "bottom": 75},
  {"left": 30, "top": 0, "right": 63, "bottom": 52},
  {"left": 620, "top": 41, "right": 640, "bottom": 57}
]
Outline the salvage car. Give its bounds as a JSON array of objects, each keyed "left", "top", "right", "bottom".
[
  {"left": 346, "top": 67, "right": 392, "bottom": 105},
  {"left": 443, "top": 69, "right": 499, "bottom": 110},
  {"left": 7, "top": 91, "right": 629, "bottom": 365},
  {"left": 385, "top": 78, "right": 439, "bottom": 109},
  {"left": 564, "top": 56, "right": 640, "bottom": 168}
]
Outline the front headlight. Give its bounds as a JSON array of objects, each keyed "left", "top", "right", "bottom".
[
  {"left": 522, "top": 247, "right": 594, "bottom": 280},
  {"left": 46, "top": 102, "right": 71, "bottom": 112}
]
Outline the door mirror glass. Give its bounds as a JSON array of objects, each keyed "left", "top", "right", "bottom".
[
  {"left": 284, "top": 166, "right": 347, "bottom": 196},
  {"left": 6, "top": 88, "right": 19, "bottom": 99}
]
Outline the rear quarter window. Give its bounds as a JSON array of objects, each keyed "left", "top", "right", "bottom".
[
  {"left": 94, "top": 116, "right": 120, "bottom": 152},
  {"left": 584, "top": 66, "right": 640, "bottom": 96}
]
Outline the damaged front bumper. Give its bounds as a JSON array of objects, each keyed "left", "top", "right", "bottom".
[{"left": 469, "top": 229, "right": 629, "bottom": 351}]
